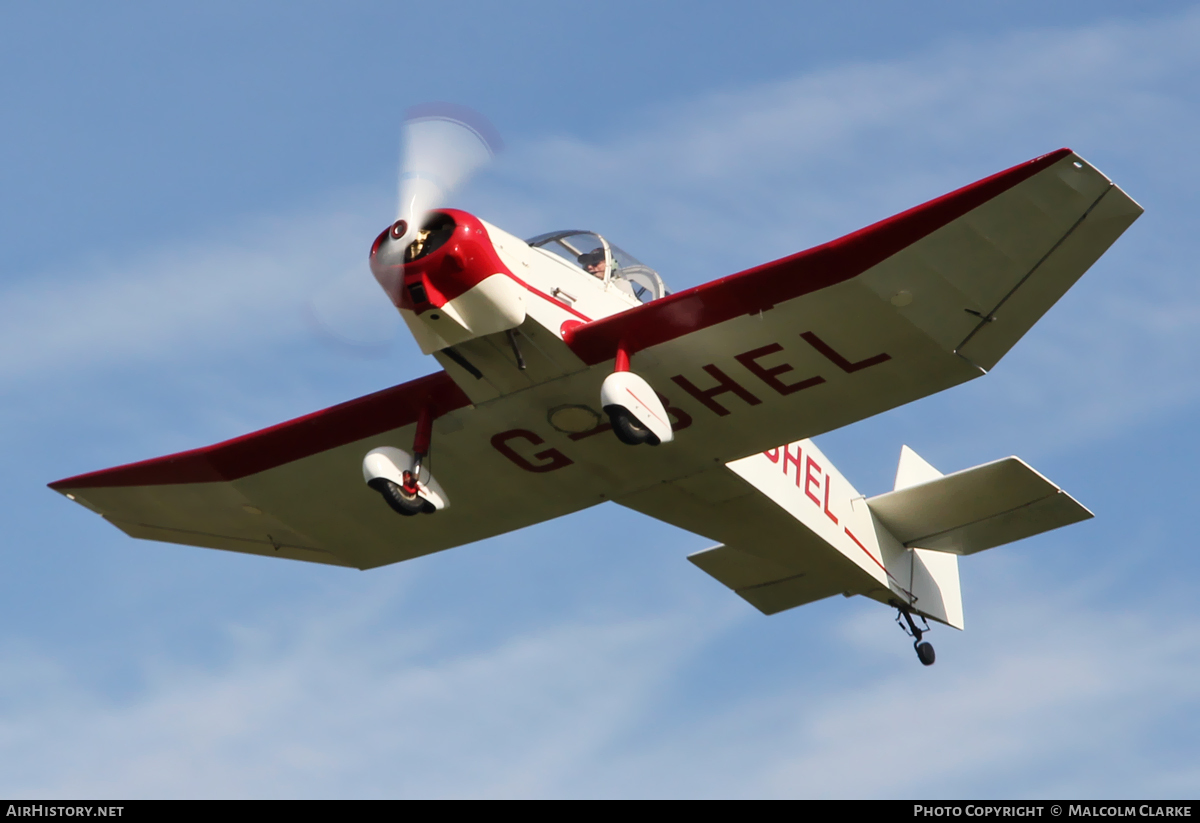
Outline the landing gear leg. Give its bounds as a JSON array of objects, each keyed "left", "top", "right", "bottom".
[
  {"left": 367, "top": 403, "right": 438, "bottom": 516},
  {"left": 403, "top": 403, "right": 436, "bottom": 514},
  {"left": 600, "top": 341, "right": 673, "bottom": 447},
  {"left": 894, "top": 603, "right": 936, "bottom": 666}
]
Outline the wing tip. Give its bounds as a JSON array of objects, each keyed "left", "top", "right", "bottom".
[
  {"left": 45, "top": 371, "right": 473, "bottom": 491},
  {"left": 1041, "top": 147, "right": 1074, "bottom": 162}
]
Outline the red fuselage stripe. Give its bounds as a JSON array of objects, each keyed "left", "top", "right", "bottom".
[
  {"left": 844, "top": 526, "right": 894, "bottom": 581},
  {"left": 503, "top": 272, "right": 593, "bottom": 322}
]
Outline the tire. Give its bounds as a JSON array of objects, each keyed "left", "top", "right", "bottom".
[
  {"left": 915, "top": 641, "right": 936, "bottom": 666},
  {"left": 368, "top": 477, "right": 432, "bottom": 516},
  {"left": 606, "top": 406, "right": 659, "bottom": 446}
]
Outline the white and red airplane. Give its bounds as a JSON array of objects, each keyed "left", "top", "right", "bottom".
[{"left": 50, "top": 107, "right": 1142, "bottom": 665}]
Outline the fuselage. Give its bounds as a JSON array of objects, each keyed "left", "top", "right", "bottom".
[{"left": 369, "top": 209, "right": 648, "bottom": 402}]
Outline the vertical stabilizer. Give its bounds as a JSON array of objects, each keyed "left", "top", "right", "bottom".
[
  {"left": 910, "top": 548, "right": 964, "bottom": 629},
  {"left": 894, "top": 445, "right": 942, "bottom": 490},
  {"left": 889, "top": 446, "right": 963, "bottom": 629}
]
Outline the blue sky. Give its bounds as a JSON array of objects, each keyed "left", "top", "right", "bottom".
[{"left": 3, "top": 1, "right": 1200, "bottom": 798}]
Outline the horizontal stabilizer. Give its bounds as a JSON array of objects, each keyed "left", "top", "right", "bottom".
[
  {"left": 688, "top": 543, "right": 844, "bottom": 615},
  {"left": 866, "top": 455, "right": 1091, "bottom": 555}
]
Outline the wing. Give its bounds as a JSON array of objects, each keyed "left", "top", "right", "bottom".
[
  {"left": 52, "top": 149, "right": 1140, "bottom": 573},
  {"left": 49, "top": 372, "right": 620, "bottom": 570},
  {"left": 563, "top": 149, "right": 1142, "bottom": 467}
]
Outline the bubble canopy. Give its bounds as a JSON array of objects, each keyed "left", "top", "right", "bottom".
[{"left": 525, "top": 230, "right": 669, "bottom": 303}]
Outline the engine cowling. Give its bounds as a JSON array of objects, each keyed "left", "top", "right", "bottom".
[{"left": 369, "top": 209, "right": 526, "bottom": 354}]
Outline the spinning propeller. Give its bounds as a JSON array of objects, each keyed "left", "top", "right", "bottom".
[
  {"left": 305, "top": 104, "right": 502, "bottom": 355},
  {"left": 389, "top": 103, "right": 502, "bottom": 249}
]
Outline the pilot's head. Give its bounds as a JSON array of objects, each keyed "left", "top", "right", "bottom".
[{"left": 578, "top": 248, "right": 606, "bottom": 279}]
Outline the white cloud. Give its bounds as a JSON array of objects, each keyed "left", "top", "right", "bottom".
[
  {"left": 0, "top": 584, "right": 727, "bottom": 798},
  {"left": 755, "top": 607, "right": 1200, "bottom": 798},
  {"left": 483, "top": 9, "right": 1199, "bottom": 258},
  {"left": 0, "top": 196, "right": 398, "bottom": 385},
  {"left": 471, "top": 7, "right": 1200, "bottom": 456},
  {"left": 1, "top": 557, "right": 1198, "bottom": 798},
  {"left": 10, "top": 9, "right": 1200, "bottom": 454}
]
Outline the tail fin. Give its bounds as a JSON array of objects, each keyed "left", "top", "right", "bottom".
[
  {"left": 907, "top": 546, "right": 964, "bottom": 629},
  {"left": 895, "top": 444, "right": 943, "bottom": 490},
  {"left": 678, "top": 439, "right": 1086, "bottom": 633},
  {"left": 885, "top": 447, "right": 964, "bottom": 629},
  {"left": 871, "top": 445, "right": 1094, "bottom": 629}
]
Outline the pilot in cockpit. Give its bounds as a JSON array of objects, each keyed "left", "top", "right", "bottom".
[{"left": 577, "top": 248, "right": 607, "bottom": 280}]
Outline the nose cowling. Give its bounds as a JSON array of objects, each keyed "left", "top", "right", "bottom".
[
  {"left": 369, "top": 209, "right": 527, "bottom": 354},
  {"left": 369, "top": 209, "right": 504, "bottom": 311}
]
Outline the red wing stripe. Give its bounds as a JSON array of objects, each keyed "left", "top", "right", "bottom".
[
  {"left": 49, "top": 371, "right": 471, "bottom": 489},
  {"left": 563, "top": 149, "right": 1073, "bottom": 364}
]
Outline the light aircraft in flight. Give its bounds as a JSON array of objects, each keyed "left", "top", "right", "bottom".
[{"left": 49, "top": 105, "right": 1142, "bottom": 665}]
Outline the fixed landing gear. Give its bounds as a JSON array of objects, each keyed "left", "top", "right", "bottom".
[
  {"left": 599, "top": 342, "right": 673, "bottom": 447},
  {"left": 362, "top": 403, "right": 450, "bottom": 517},
  {"left": 367, "top": 476, "right": 434, "bottom": 516},
  {"left": 894, "top": 604, "right": 936, "bottom": 666},
  {"left": 608, "top": 406, "right": 659, "bottom": 446}
]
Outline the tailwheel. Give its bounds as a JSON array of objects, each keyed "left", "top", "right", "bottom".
[{"left": 893, "top": 602, "right": 936, "bottom": 666}]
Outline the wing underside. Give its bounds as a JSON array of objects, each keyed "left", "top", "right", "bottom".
[{"left": 563, "top": 150, "right": 1141, "bottom": 471}]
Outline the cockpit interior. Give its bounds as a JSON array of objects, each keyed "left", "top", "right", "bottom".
[{"left": 525, "top": 230, "right": 669, "bottom": 303}]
